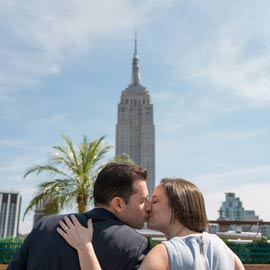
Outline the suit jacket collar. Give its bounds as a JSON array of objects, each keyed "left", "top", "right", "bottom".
[{"left": 85, "top": 207, "right": 121, "bottom": 223}]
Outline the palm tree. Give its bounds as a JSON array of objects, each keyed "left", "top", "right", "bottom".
[{"left": 23, "top": 134, "right": 111, "bottom": 218}]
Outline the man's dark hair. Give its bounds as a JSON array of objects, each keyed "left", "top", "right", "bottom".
[{"left": 93, "top": 162, "right": 147, "bottom": 206}]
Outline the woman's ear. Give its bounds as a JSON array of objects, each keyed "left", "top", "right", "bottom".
[{"left": 110, "top": 197, "right": 125, "bottom": 213}]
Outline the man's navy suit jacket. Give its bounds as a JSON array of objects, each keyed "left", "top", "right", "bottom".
[{"left": 7, "top": 208, "right": 150, "bottom": 270}]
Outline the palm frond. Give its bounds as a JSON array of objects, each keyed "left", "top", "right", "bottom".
[
  {"left": 83, "top": 136, "right": 112, "bottom": 172},
  {"left": 50, "top": 152, "right": 80, "bottom": 175},
  {"left": 24, "top": 134, "right": 112, "bottom": 216},
  {"left": 60, "top": 134, "right": 80, "bottom": 169},
  {"left": 23, "top": 192, "right": 48, "bottom": 219},
  {"left": 23, "top": 178, "right": 76, "bottom": 218},
  {"left": 24, "top": 165, "right": 69, "bottom": 178}
]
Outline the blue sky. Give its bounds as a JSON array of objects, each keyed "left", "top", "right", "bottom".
[{"left": 1, "top": 0, "right": 270, "bottom": 234}]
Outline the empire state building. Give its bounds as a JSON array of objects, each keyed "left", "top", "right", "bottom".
[{"left": 116, "top": 38, "right": 155, "bottom": 195}]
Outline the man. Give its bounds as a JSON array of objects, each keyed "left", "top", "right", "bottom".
[{"left": 8, "top": 162, "right": 151, "bottom": 270}]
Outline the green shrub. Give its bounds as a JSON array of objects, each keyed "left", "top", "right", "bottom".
[{"left": 0, "top": 238, "right": 24, "bottom": 264}]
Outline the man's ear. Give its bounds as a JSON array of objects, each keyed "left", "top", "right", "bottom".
[{"left": 110, "top": 197, "right": 125, "bottom": 213}]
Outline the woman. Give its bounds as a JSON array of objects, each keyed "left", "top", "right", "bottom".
[{"left": 57, "top": 178, "right": 245, "bottom": 270}]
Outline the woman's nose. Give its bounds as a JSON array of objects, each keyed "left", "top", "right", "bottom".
[{"left": 145, "top": 199, "right": 152, "bottom": 213}]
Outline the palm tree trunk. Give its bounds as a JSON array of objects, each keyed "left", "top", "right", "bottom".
[{"left": 77, "top": 193, "right": 88, "bottom": 213}]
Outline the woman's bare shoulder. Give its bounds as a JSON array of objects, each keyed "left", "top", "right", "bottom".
[{"left": 139, "top": 243, "right": 169, "bottom": 270}]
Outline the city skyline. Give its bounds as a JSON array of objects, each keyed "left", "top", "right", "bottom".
[{"left": 0, "top": 1, "right": 270, "bottom": 234}]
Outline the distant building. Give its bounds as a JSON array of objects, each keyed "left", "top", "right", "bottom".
[
  {"left": 244, "top": 210, "right": 260, "bottom": 221},
  {"left": 219, "top": 192, "right": 245, "bottom": 221},
  {"left": 115, "top": 36, "right": 155, "bottom": 195},
  {"left": 217, "top": 192, "right": 270, "bottom": 236},
  {"left": 209, "top": 223, "right": 219, "bottom": 234},
  {"left": 33, "top": 197, "right": 51, "bottom": 226},
  {"left": 219, "top": 192, "right": 259, "bottom": 222},
  {"left": 33, "top": 201, "right": 45, "bottom": 226},
  {"left": 0, "top": 191, "right": 21, "bottom": 238},
  {"left": 260, "top": 225, "right": 270, "bottom": 238}
]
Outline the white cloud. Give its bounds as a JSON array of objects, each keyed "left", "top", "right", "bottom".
[
  {"left": 153, "top": 88, "right": 243, "bottom": 136},
  {"left": 0, "top": 147, "right": 49, "bottom": 182},
  {"left": 197, "top": 45, "right": 270, "bottom": 104},
  {"left": 0, "top": 0, "right": 177, "bottom": 96},
  {"left": 0, "top": 139, "right": 27, "bottom": 148},
  {"left": 0, "top": 158, "right": 30, "bottom": 175},
  {"left": 196, "top": 7, "right": 270, "bottom": 104},
  {"left": 198, "top": 165, "right": 270, "bottom": 188},
  {"left": 196, "top": 165, "right": 270, "bottom": 220},
  {"left": 154, "top": 1, "right": 270, "bottom": 106},
  {"left": 30, "top": 113, "right": 71, "bottom": 130},
  {"left": 202, "top": 129, "right": 267, "bottom": 143},
  {"left": 154, "top": 91, "right": 207, "bottom": 133}
]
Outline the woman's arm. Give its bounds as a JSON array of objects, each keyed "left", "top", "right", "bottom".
[
  {"left": 215, "top": 234, "right": 245, "bottom": 270},
  {"left": 57, "top": 215, "right": 101, "bottom": 270},
  {"left": 139, "top": 243, "right": 169, "bottom": 270},
  {"left": 230, "top": 250, "right": 245, "bottom": 270}
]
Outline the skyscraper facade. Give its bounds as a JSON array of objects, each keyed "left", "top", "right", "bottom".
[
  {"left": 116, "top": 38, "right": 155, "bottom": 195},
  {"left": 219, "top": 192, "right": 245, "bottom": 221},
  {"left": 219, "top": 192, "right": 259, "bottom": 221},
  {"left": 218, "top": 192, "right": 268, "bottom": 235},
  {"left": 33, "top": 197, "right": 51, "bottom": 226},
  {"left": 0, "top": 191, "right": 21, "bottom": 238}
]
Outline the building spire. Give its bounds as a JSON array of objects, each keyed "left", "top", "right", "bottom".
[
  {"left": 134, "top": 30, "right": 138, "bottom": 56},
  {"left": 131, "top": 30, "right": 141, "bottom": 86}
]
